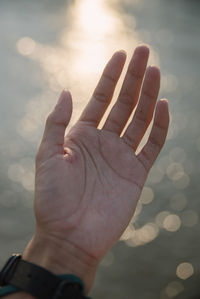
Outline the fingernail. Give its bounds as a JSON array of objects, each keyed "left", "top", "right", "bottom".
[
  {"left": 149, "top": 64, "right": 159, "bottom": 68},
  {"left": 113, "top": 49, "right": 127, "bottom": 58},
  {"left": 160, "top": 98, "right": 168, "bottom": 103},
  {"left": 118, "top": 49, "right": 127, "bottom": 55},
  {"left": 147, "top": 65, "right": 160, "bottom": 75},
  {"left": 138, "top": 43, "right": 150, "bottom": 50}
]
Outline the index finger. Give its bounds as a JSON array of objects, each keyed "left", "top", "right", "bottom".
[{"left": 78, "top": 50, "right": 126, "bottom": 127}]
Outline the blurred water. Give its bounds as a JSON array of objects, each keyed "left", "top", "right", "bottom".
[{"left": 0, "top": 0, "right": 200, "bottom": 298}]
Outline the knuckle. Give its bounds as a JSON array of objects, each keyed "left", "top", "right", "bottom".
[
  {"left": 119, "top": 92, "right": 133, "bottom": 107},
  {"left": 155, "top": 121, "right": 168, "bottom": 131},
  {"left": 46, "top": 112, "right": 65, "bottom": 127},
  {"left": 94, "top": 92, "right": 107, "bottom": 103},
  {"left": 109, "top": 117, "right": 121, "bottom": 130},
  {"left": 122, "top": 133, "right": 133, "bottom": 148},
  {"left": 149, "top": 135, "right": 161, "bottom": 148},
  {"left": 143, "top": 90, "right": 154, "bottom": 101},
  {"left": 128, "top": 68, "right": 143, "bottom": 80},
  {"left": 138, "top": 151, "right": 150, "bottom": 172},
  {"left": 135, "top": 112, "right": 147, "bottom": 127},
  {"left": 103, "top": 73, "right": 116, "bottom": 84}
]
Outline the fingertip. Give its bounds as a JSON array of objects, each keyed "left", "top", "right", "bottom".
[
  {"left": 117, "top": 49, "right": 127, "bottom": 56},
  {"left": 58, "top": 90, "right": 66, "bottom": 105},
  {"left": 134, "top": 44, "right": 150, "bottom": 56},
  {"left": 112, "top": 49, "right": 127, "bottom": 62},
  {"left": 147, "top": 65, "right": 161, "bottom": 77},
  {"left": 57, "top": 89, "right": 72, "bottom": 106},
  {"left": 62, "top": 89, "right": 72, "bottom": 99},
  {"left": 162, "top": 98, "right": 170, "bottom": 122},
  {"left": 158, "top": 98, "right": 169, "bottom": 111},
  {"left": 155, "top": 99, "right": 170, "bottom": 126},
  {"left": 160, "top": 98, "right": 168, "bottom": 103},
  {"left": 63, "top": 89, "right": 72, "bottom": 98},
  {"left": 54, "top": 90, "right": 73, "bottom": 124}
]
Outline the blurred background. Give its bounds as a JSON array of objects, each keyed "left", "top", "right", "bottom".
[{"left": 0, "top": 0, "right": 200, "bottom": 298}]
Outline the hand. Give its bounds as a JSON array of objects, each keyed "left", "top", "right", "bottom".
[{"left": 23, "top": 45, "right": 169, "bottom": 294}]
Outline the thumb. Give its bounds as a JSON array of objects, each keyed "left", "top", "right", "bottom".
[{"left": 37, "top": 90, "right": 73, "bottom": 160}]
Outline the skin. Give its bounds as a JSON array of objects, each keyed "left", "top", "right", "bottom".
[{"left": 5, "top": 45, "right": 169, "bottom": 298}]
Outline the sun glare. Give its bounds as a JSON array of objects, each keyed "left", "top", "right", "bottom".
[
  {"left": 16, "top": 0, "right": 148, "bottom": 143},
  {"left": 78, "top": 0, "right": 115, "bottom": 36}
]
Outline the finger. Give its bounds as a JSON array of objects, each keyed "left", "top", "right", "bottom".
[
  {"left": 36, "top": 90, "right": 72, "bottom": 161},
  {"left": 137, "top": 99, "right": 169, "bottom": 172},
  {"left": 122, "top": 66, "right": 160, "bottom": 150},
  {"left": 78, "top": 50, "right": 126, "bottom": 127},
  {"left": 102, "top": 45, "right": 149, "bottom": 134}
]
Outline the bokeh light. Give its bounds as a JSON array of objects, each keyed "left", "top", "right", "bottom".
[
  {"left": 173, "top": 173, "right": 190, "bottom": 190},
  {"left": 16, "top": 37, "right": 36, "bottom": 56},
  {"left": 163, "top": 214, "right": 181, "bottom": 232},
  {"left": 140, "top": 186, "right": 154, "bottom": 205},
  {"left": 176, "top": 262, "right": 194, "bottom": 280},
  {"left": 165, "top": 281, "right": 184, "bottom": 298},
  {"left": 167, "top": 163, "right": 184, "bottom": 181},
  {"left": 125, "top": 222, "right": 159, "bottom": 247},
  {"left": 155, "top": 211, "right": 170, "bottom": 228}
]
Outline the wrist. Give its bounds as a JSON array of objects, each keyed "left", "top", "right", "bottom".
[{"left": 22, "top": 230, "right": 98, "bottom": 294}]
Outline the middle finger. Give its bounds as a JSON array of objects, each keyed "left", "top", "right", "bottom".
[{"left": 102, "top": 45, "right": 149, "bottom": 135}]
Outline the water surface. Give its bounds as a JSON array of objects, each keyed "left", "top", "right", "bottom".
[{"left": 0, "top": 0, "right": 200, "bottom": 298}]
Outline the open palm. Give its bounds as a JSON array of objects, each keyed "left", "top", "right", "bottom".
[{"left": 34, "top": 46, "right": 169, "bottom": 261}]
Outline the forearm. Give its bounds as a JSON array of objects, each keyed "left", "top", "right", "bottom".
[{"left": 2, "top": 231, "right": 98, "bottom": 298}]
